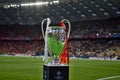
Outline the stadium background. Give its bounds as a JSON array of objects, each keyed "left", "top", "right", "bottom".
[{"left": 0, "top": 0, "right": 120, "bottom": 80}]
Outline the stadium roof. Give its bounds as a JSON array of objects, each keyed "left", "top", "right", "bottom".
[{"left": 0, "top": 0, "right": 120, "bottom": 25}]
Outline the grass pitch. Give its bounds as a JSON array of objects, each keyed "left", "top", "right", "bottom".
[{"left": 0, "top": 56, "right": 120, "bottom": 80}]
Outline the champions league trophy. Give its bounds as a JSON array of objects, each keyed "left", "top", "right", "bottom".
[{"left": 41, "top": 18, "right": 71, "bottom": 80}]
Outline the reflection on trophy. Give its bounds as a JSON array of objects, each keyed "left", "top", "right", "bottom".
[{"left": 41, "top": 18, "right": 71, "bottom": 80}]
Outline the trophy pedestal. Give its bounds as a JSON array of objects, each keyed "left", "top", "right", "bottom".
[{"left": 43, "top": 64, "right": 69, "bottom": 80}]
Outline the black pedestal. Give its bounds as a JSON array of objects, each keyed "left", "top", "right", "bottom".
[{"left": 43, "top": 64, "right": 69, "bottom": 80}]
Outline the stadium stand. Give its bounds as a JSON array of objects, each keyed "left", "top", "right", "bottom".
[
  {"left": 0, "top": 41, "right": 44, "bottom": 55},
  {"left": 0, "top": 19, "right": 120, "bottom": 59},
  {"left": 0, "top": 0, "right": 120, "bottom": 59},
  {"left": 69, "top": 39, "right": 120, "bottom": 59}
]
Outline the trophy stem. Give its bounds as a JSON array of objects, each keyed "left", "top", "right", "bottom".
[
  {"left": 48, "top": 55, "right": 60, "bottom": 65},
  {"left": 54, "top": 55, "right": 59, "bottom": 64}
]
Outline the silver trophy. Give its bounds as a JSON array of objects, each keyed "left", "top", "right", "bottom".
[{"left": 41, "top": 18, "right": 71, "bottom": 65}]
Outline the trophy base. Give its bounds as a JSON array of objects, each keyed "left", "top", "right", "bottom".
[{"left": 43, "top": 64, "right": 69, "bottom": 80}]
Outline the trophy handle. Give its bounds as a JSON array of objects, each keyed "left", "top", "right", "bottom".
[
  {"left": 41, "top": 18, "right": 51, "bottom": 39},
  {"left": 41, "top": 18, "right": 51, "bottom": 62},
  {"left": 60, "top": 19, "right": 71, "bottom": 65},
  {"left": 61, "top": 19, "right": 71, "bottom": 39}
]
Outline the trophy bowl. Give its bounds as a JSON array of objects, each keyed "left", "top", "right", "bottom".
[
  {"left": 41, "top": 18, "right": 71, "bottom": 65},
  {"left": 47, "top": 26, "right": 66, "bottom": 64}
]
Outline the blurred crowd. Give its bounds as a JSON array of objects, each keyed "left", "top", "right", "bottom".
[
  {"left": 0, "top": 19, "right": 120, "bottom": 39},
  {"left": 71, "top": 19, "right": 120, "bottom": 38},
  {"left": 69, "top": 39, "right": 120, "bottom": 59},
  {"left": 0, "top": 39, "right": 120, "bottom": 59},
  {"left": 0, "top": 41, "right": 44, "bottom": 55},
  {"left": 0, "top": 25, "right": 41, "bottom": 38},
  {"left": 0, "top": 19, "right": 120, "bottom": 59}
]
